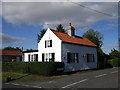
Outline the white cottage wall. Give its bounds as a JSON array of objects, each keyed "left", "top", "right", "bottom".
[
  {"left": 24, "top": 52, "right": 38, "bottom": 62},
  {"left": 38, "top": 28, "right": 62, "bottom": 62},
  {"left": 61, "top": 43, "right": 97, "bottom": 72}
]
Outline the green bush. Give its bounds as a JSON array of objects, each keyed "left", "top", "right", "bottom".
[
  {"left": 2, "top": 62, "right": 64, "bottom": 76},
  {"left": 107, "top": 58, "right": 120, "bottom": 67},
  {"left": 2, "top": 62, "right": 28, "bottom": 73},
  {"left": 28, "top": 62, "right": 64, "bottom": 76}
]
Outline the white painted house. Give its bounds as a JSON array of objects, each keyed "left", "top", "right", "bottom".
[{"left": 24, "top": 23, "right": 98, "bottom": 72}]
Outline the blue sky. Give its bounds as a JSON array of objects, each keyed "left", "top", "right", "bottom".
[{"left": 1, "top": 2, "right": 119, "bottom": 54}]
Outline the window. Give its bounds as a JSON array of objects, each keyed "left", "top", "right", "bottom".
[
  {"left": 28, "top": 54, "right": 38, "bottom": 62},
  {"left": 42, "top": 53, "right": 55, "bottom": 62},
  {"left": 28, "top": 54, "right": 30, "bottom": 62},
  {"left": 67, "top": 53, "right": 79, "bottom": 63},
  {"left": 34, "top": 54, "right": 38, "bottom": 61},
  {"left": 87, "top": 54, "right": 94, "bottom": 63},
  {"left": 42, "top": 53, "right": 44, "bottom": 62},
  {"left": 45, "top": 40, "right": 52, "bottom": 48},
  {"left": 31, "top": 55, "right": 33, "bottom": 61}
]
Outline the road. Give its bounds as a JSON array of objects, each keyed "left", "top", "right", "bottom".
[{"left": 2, "top": 67, "right": 119, "bottom": 89}]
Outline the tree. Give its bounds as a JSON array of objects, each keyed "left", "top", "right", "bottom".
[
  {"left": 3, "top": 46, "right": 15, "bottom": 50},
  {"left": 37, "top": 29, "right": 46, "bottom": 43},
  {"left": 83, "top": 29, "right": 103, "bottom": 48},
  {"left": 26, "top": 49, "right": 34, "bottom": 52},
  {"left": 83, "top": 29, "right": 105, "bottom": 68},
  {"left": 109, "top": 49, "right": 120, "bottom": 58},
  {"left": 2, "top": 46, "right": 22, "bottom": 51},
  {"left": 56, "top": 24, "right": 65, "bottom": 33}
]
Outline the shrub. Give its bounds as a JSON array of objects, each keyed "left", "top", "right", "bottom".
[
  {"left": 2, "top": 62, "right": 27, "bottom": 73},
  {"left": 2, "top": 61, "right": 64, "bottom": 76},
  {"left": 107, "top": 58, "right": 120, "bottom": 67}
]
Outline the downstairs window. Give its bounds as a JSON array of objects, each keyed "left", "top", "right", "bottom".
[
  {"left": 87, "top": 54, "right": 94, "bottom": 63},
  {"left": 67, "top": 53, "right": 79, "bottom": 63}
]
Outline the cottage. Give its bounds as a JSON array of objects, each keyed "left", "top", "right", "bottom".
[
  {"left": 24, "top": 23, "right": 98, "bottom": 72},
  {"left": 0, "top": 50, "right": 23, "bottom": 61}
]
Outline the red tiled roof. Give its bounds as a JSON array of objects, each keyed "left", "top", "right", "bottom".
[
  {"left": 0, "top": 50, "right": 23, "bottom": 56},
  {"left": 51, "top": 30, "right": 97, "bottom": 47}
]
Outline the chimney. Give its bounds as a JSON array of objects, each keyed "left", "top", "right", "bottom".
[{"left": 68, "top": 23, "right": 75, "bottom": 36}]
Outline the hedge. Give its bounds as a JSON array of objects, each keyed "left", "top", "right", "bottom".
[
  {"left": 2, "top": 62, "right": 64, "bottom": 76},
  {"left": 107, "top": 58, "right": 120, "bottom": 67}
]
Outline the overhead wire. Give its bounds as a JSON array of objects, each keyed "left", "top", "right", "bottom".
[{"left": 71, "top": 2, "right": 115, "bottom": 17}]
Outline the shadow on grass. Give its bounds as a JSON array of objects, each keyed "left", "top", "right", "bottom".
[{"left": 6, "top": 74, "right": 29, "bottom": 82}]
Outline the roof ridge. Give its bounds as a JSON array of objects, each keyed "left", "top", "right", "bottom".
[{"left": 50, "top": 29, "right": 68, "bottom": 34}]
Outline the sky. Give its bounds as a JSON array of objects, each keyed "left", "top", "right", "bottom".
[{"left": 1, "top": 2, "right": 119, "bottom": 54}]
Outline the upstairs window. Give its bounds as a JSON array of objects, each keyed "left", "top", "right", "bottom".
[
  {"left": 87, "top": 54, "right": 94, "bottom": 63},
  {"left": 67, "top": 53, "right": 79, "bottom": 63},
  {"left": 45, "top": 40, "right": 52, "bottom": 48}
]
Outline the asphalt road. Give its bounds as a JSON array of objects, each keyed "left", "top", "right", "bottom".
[{"left": 2, "top": 67, "right": 119, "bottom": 89}]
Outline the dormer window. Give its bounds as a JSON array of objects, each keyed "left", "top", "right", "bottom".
[{"left": 45, "top": 40, "right": 52, "bottom": 48}]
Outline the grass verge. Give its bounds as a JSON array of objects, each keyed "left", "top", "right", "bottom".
[{"left": 2, "top": 72, "right": 69, "bottom": 83}]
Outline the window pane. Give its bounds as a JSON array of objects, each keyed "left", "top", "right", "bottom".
[
  {"left": 76, "top": 53, "right": 79, "bottom": 63},
  {"left": 49, "top": 53, "right": 52, "bottom": 59},
  {"left": 52, "top": 53, "right": 55, "bottom": 61},
  {"left": 67, "top": 53, "right": 70, "bottom": 63},
  {"left": 87, "top": 54, "right": 89, "bottom": 62},
  {"left": 34, "top": 54, "right": 38, "bottom": 61},
  {"left": 73, "top": 53, "right": 75, "bottom": 63},
  {"left": 46, "top": 54, "right": 48, "bottom": 61},
  {"left": 45, "top": 40, "right": 47, "bottom": 48},
  {"left": 48, "top": 40, "right": 50, "bottom": 47},
  {"left": 50, "top": 40, "right": 52, "bottom": 47},
  {"left": 42, "top": 53, "right": 44, "bottom": 62},
  {"left": 28, "top": 54, "right": 30, "bottom": 62}
]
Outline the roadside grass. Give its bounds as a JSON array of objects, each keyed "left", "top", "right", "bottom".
[
  {"left": 2, "top": 68, "right": 113, "bottom": 83},
  {"left": 2, "top": 72, "right": 69, "bottom": 83}
]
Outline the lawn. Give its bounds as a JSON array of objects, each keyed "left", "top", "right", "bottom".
[{"left": 2, "top": 72, "right": 69, "bottom": 83}]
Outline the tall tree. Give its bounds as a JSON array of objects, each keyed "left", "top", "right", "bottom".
[
  {"left": 56, "top": 24, "right": 65, "bottom": 33},
  {"left": 83, "top": 29, "right": 103, "bottom": 48},
  {"left": 37, "top": 29, "right": 46, "bottom": 43},
  {"left": 83, "top": 29, "right": 105, "bottom": 68}
]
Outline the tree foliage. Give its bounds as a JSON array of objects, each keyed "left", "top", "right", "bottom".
[
  {"left": 26, "top": 49, "right": 34, "bottom": 52},
  {"left": 56, "top": 24, "right": 65, "bottom": 33},
  {"left": 37, "top": 29, "right": 46, "bottom": 43},
  {"left": 109, "top": 49, "right": 120, "bottom": 58},
  {"left": 2, "top": 46, "right": 23, "bottom": 51},
  {"left": 83, "top": 29, "right": 103, "bottom": 47}
]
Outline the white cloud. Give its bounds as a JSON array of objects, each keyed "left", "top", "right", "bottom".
[
  {"left": 2, "top": 2, "right": 118, "bottom": 29},
  {"left": 0, "top": 33, "right": 26, "bottom": 44},
  {"left": 2, "top": 0, "right": 120, "bottom": 2},
  {"left": 0, "top": 2, "right": 2, "bottom": 17}
]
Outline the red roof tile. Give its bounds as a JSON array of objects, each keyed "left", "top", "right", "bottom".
[
  {"left": 0, "top": 50, "right": 23, "bottom": 56},
  {"left": 51, "top": 30, "right": 97, "bottom": 47}
]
